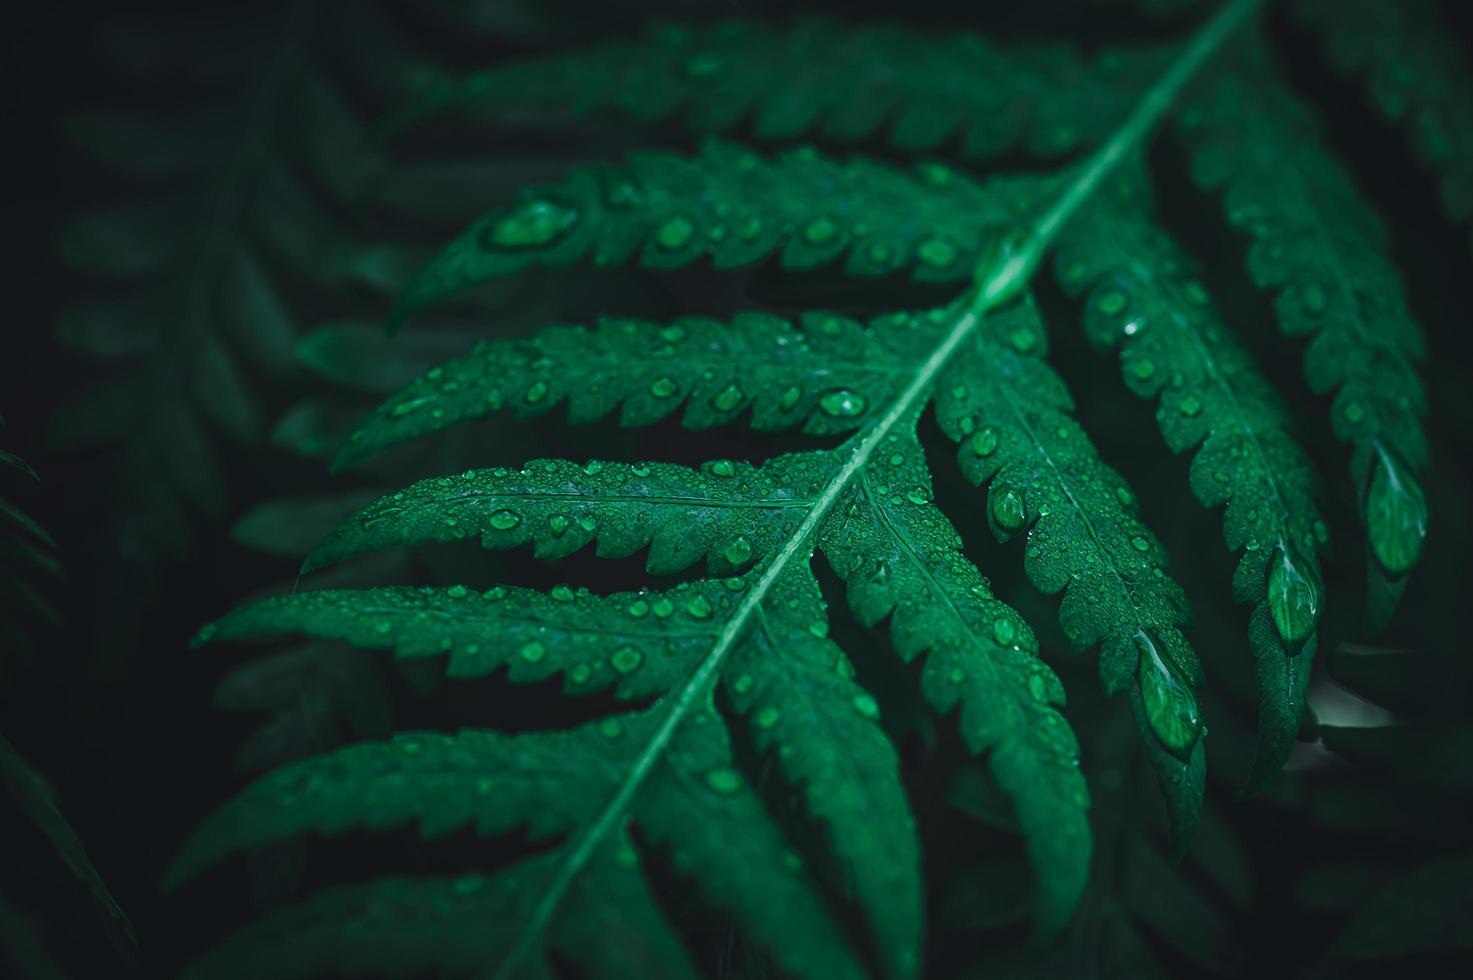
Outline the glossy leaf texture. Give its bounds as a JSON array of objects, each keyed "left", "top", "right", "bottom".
[
  {"left": 393, "top": 140, "right": 1048, "bottom": 323},
  {"left": 1175, "top": 41, "right": 1430, "bottom": 625},
  {"left": 1054, "top": 165, "right": 1327, "bottom": 792}
]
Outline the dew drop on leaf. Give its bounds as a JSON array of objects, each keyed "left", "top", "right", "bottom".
[
  {"left": 610, "top": 647, "right": 643, "bottom": 674},
  {"left": 518, "top": 641, "right": 546, "bottom": 664},
  {"left": 819, "top": 388, "right": 867, "bottom": 418},
  {"left": 705, "top": 768, "right": 742, "bottom": 794},
  {"left": 649, "top": 376, "right": 679, "bottom": 398},
  {"left": 723, "top": 536, "right": 753, "bottom": 565},
  {"left": 917, "top": 236, "right": 958, "bottom": 267},
  {"left": 710, "top": 384, "right": 744, "bottom": 413},
  {"left": 488, "top": 509, "right": 521, "bottom": 530},
  {"left": 1135, "top": 629, "right": 1201, "bottom": 756},
  {"left": 969, "top": 426, "right": 999, "bottom": 456},
  {"left": 802, "top": 217, "right": 839, "bottom": 246},
  {"left": 1267, "top": 542, "right": 1321, "bottom": 651},
  {"left": 1366, "top": 446, "right": 1427, "bottom": 575},
  {"left": 654, "top": 215, "right": 695, "bottom": 250},
  {"left": 992, "top": 488, "right": 1026, "bottom": 533},
  {"left": 486, "top": 199, "right": 579, "bottom": 248}
]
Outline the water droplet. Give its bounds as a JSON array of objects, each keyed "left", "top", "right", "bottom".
[
  {"left": 852, "top": 693, "right": 881, "bottom": 719},
  {"left": 1028, "top": 675, "right": 1049, "bottom": 701},
  {"left": 1095, "top": 289, "right": 1128, "bottom": 316},
  {"left": 1116, "top": 486, "right": 1135, "bottom": 507},
  {"left": 905, "top": 486, "right": 929, "bottom": 505},
  {"left": 1343, "top": 400, "right": 1366, "bottom": 424},
  {"left": 819, "top": 388, "right": 867, "bottom": 418},
  {"left": 1131, "top": 535, "right": 1150, "bottom": 552},
  {"left": 551, "top": 584, "right": 575, "bottom": 603},
  {"left": 992, "top": 616, "right": 1017, "bottom": 646},
  {"left": 518, "top": 641, "right": 546, "bottom": 663},
  {"left": 684, "top": 595, "right": 713, "bottom": 619},
  {"left": 710, "top": 459, "right": 736, "bottom": 478},
  {"left": 917, "top": 237, "right": 958, "bottom": 268},
  {"left": 489, "top": 509, "right": 521, "bottom": 530},
  {"left": 600, "top": 717, "right": 623, "bottom": 739},
  {"left": 649, "top": 376, "right": 679, "bottom": 398},
  {"left": 1010, "top": 327, "right": 1037, "bottom": 352},
  {"left": 610, "top": 647, "right": 643, "bottom": 674},
  {"left": 969, "top": 427, "right": 999, "bottom": 456},
  {"left": 1300, "top": 281, "right": 1328, "bottom": 316},
  {"left": 802, "top": 217, "right": 839, "bottom": 246},
  {"left": 1267, "top": 543, "right": 1322, "bottom": 651},
  {"left": 652, "top": 597, "right": 675, "bottom": 618},
  {"left": 755, "top": 706, "right": 781, "bottom": 729},
  {"left": 655, "top": 215, "right": 695, "bottom": 250},
  {"left": 1179, "top": 395, "right": 1202, "bottom": 417},
  {"left": 627, "top": 598, "right": 650, "bottom": 618},
  {"left": 779, "top": 385, "right": 802, "bottom": 411},
  {"left": 548, "top": 514, "right": 570, "bottom": 537},
  {"left": 486, "top": 199, "right": 579, "bottom": 248},
  {"left": 732, "top": 673, "right": 754, "bottom": 695},
  {"left": 447, "top": 584, "right": 469, "bottom": 599},
  {"left": 1130, "top": 358, "right": 1156, "bottom": 381},
  {"left": 1135, "top": 630, "right": 1202, "bottom": 756},
  {"left": 710, "top": 384, "right": 744, "bottom": 413},
  {"left": 723, "top": 536, "right": 753, "bottom": 565},
  {"left": 705, "top": 768, "right": 742, "bottom": 794},
  {"left": 992, "top": 488, "right": 1025, "bottom": 533},
  {"left": 524, "top": 380, "right": 549, "bottom": 404},
  {"left": 391, "top": 398, "right": 428, "bottom": 418},
  {"left": 867, "top": 241, "right": 893, "bottom": 266}
]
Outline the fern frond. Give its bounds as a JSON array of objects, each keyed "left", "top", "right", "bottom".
[
  {"left": 1176, "top": 47, "right": 1429, "bottom": 625},
  {"left": 178, "top": 1, "right": 1275, "bottom": 973},
  {"left": 335, "top": 310, "right": 928, "bottom": 468},
  {"left": 1293, "top": 0, "right": 1473, "bottom": 256},
  {"left": 391, "top": 17, "right": 1166, "bottom": 161},
  {"left": 172, "top": 705, "right": 869, "bottom": 980},
  {"left": 1054, "top": 164, "right": 1327, "bottom": 792},
  {"left": 393, "top": 140, "right": 1048, "bottom": 322},
  {"left": 933, "top": 296, "right": 1207, "bottom": 851}
]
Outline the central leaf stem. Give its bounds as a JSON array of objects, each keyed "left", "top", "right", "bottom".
[{"left": 496, "top": 0, "right": 1266, "bottom": 972}]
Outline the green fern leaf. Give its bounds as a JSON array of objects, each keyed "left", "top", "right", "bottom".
[
  {"left": 1293, "top": 0, "right": 1473, "bottom": 256},
  {"left": 175, "top": 1, "right": 1323, "bottom": 974},
  {"left": 931, "top": 296, "right": 1207, "bottom": 850},
  {"left": 1053, "top": 163, "right": 1327, "bottom": 791},
  {"left": 1176, "top": 45, "right": 1430, "bottom": 625},
  {"left": 392, "top": 140, "right": 1045, "bottom": 323},
  {"left": 391, "top": 16, "right": 1166, "bottom": 161},
  {"left": 334, "top": 310, "right": 927, "bottom": 468}
]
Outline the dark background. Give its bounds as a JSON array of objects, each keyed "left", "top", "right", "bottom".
[{"left": 3, "top": 1, "right": 1471, "bottom": 977}]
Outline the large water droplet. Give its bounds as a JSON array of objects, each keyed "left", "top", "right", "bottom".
[
  {"left": 518, "top": 641, "right": 546, "bottom": 663},
  {"left": 992, "top": 488, "right": 1025, "bottom": 533},
  {"left": 488, "top": 509, "right": 521, "bottom": 530},
  {"left": 486, "top": 199, "right": 579, "bottom": 248},
  {"left": 723, "top": 536, "right": 753, "bottom": 565},
  {"left": 610, "top": 647, "right": 643, "bottom": 674},
  {"left": 1366, "top": 446, "right": 1426, "bottom": 575},
  {"left": 1267, "top": 542, "right": 1321, "bottom": 651},
  {"left": 819, "top": 388, "right": 867, "bottom": 418},
  {"left": 655, "top": 215, "right": 696, "bottom": 250},
  {"left": 969, "top": 426, "right": 999, "bottom": 456},
  {"left": 710, "top": 384, "right": 744, "bottom": 413},
  {"left": 1135, "top": 630, "right": 1201, "bottom": 756},
  {"left": 802, "top": 217, "right": 839, "bottom": 246}
]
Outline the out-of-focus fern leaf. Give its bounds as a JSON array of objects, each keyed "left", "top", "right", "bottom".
[
  {"left": 1054, "top": 163, "right": 1327, "bottom": 793},
  {"left": 1293, "top": 0, "right": 1473, "bottom": 257},
  {"left": 391, "top": 17, "right": 1166, "bottom": 160},
  {"left": 50, "top": 4, "right": 421, "bottom": 555},
  {"left": 0, "top": 737, "right": 135, "bottom": 947},
  {"left": 394, "top": 140, "right": 1046, "bottom": 323},
  {"left": 1, "top": 420, "right": 60, "bottom": 637},
  {"left": 1176, "top": 44, "right": 1430, "bottom": 627}
]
